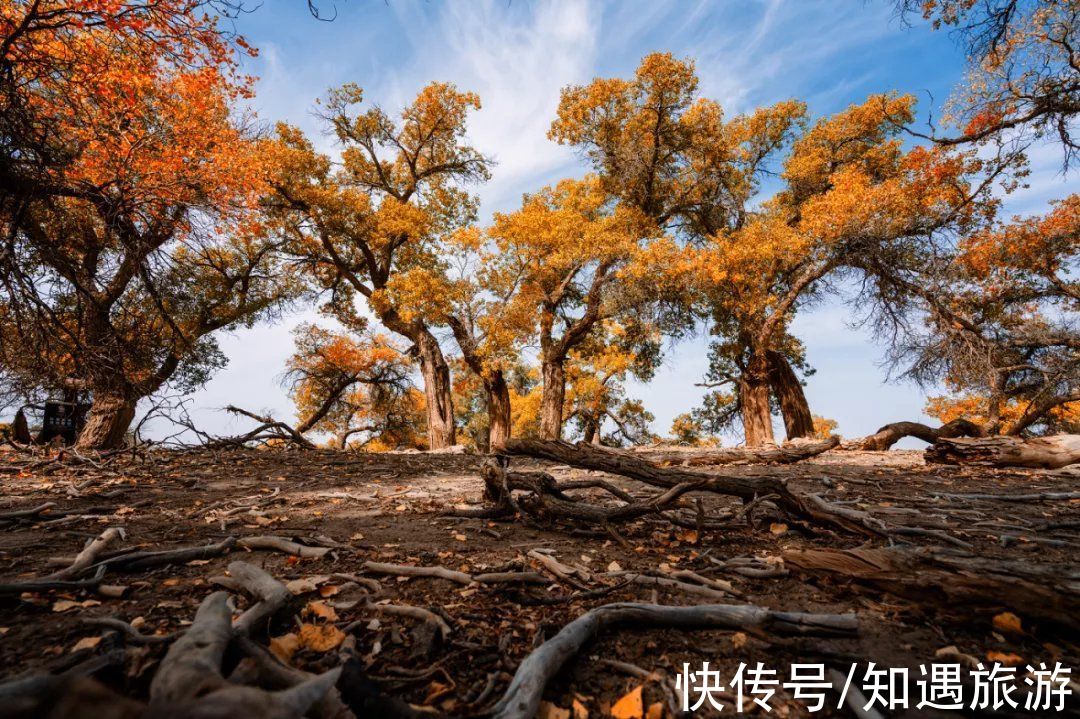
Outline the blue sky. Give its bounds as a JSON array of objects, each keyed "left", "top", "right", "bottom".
[{"left": 172, "top": 0, "right": 1072, "bottom": 446}]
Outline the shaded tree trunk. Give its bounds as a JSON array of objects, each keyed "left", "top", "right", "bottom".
[
  {"left": 540, "top": 357, "right": 566, "bottom": 440},
  {"left": 415, "top": 330, "right": 456, "bottom": 449},
  {"left": 76, "top": 390, "right": 137, "bottom": 450},
  {"left": 739, "top": 353, "right": 775, "bottom": 447},
  {"left": 487, "top": 370, "right": 512, "bottom": 450},
  {"left": 767, "top": 350, "right": 813, "bottom": 440}
]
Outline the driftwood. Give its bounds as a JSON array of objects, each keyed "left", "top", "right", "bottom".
[
  {"left": 842, "top": 418, "right": 985, "bottom": 451},
  {"left": 784, "top": 546, "right": 1080, "bottom": 635},
  {"left": 925, "top": 434, "right": 1080, "bottom": 469},
  {"left": 489, "top": 602, "right": 858, "bottom": 719},
  {"left": 632, "top": 436, "right": 839, "bottom": 466}
]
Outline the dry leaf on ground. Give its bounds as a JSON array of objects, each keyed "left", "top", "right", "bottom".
[{"left": 611, "top": 685, "right": 644, "bottom": 719}]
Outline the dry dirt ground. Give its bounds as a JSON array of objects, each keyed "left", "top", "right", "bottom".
[{"left": 0, "top": 446, "right": 1077, "bottom": 717}]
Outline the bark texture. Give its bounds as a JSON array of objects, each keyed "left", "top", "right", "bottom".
[
  {"left": 75, "top": 392, "right": 137, "bottom": 450},
  {"left": 632, "top": 436, "right": 839, "bottom": 466},
  {"left": 925, "top": 434, "right": 1080, "bottom": 469},
  {"left": 739, "top": 354, "right": 775, "bottom": 447},
  {"left": 539, "top": 358, "right": 566, "bottom": 440},
  {"left": 415, "top": 330, "right": 456, "bottom": 449},
  {"left": 767, "top": 350, "right": 814, "bottom": 440},
  {"left": 842, "top": 418, "right": 986, "bottom": 451}
]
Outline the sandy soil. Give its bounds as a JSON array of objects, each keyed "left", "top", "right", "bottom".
[{"left": 0, "top": 446, "right": 1076, "bottom": 717}]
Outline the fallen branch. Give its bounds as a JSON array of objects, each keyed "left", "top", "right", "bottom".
[
  {"left": 237, "top": 535, "right": 331, "bottom": 558},
  {"left": 632, "top": 436, "right": 839, "bottom": 466},
  {"left": 489, "top": 602, "right": 858, "bottom": 719},
  {"left": 925, "top": 434, "right": 1080, "bottom": 469},
  {"left": 46, "top": 527, "right": 125, "bottom": 580},
  {"left": 841, "top": 419, "right": 985, "bottom": 451}
]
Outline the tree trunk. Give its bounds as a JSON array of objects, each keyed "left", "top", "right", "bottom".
[
  {"left": 767, "top": 350, "right": 813, "bottom": 440},
  {"left": 487, "top": 371, "right": 512, "bottom": 451},
  {"left": 415, "top": 330, "right": 456, "bottom": 449},
  {"left": 739, "top": 354, "right": 775, "bottom": 447},
  {"left": 925, "top": 434, "right": 1080, "bottom": 469},
  {"left": 539, "top": 357, "right": 566, "bottom": 440},
  {"left": 76, "top": 392, "right": 137, "bottom": 450}
]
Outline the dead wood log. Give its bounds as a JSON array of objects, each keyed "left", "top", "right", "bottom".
[
  {"left": 632, "top": 436, "right": 839, "bottom": 466},
  {"left": 500, "top": 438, "right": 880, "bottom": 536},
  {"left": 488, "top": 602, "right": 858, "bottom": 719},
  {"left": 783, "top": 546, "right": 1080, "bottom": 635},
  {"left": 925, "top": 434, "right": 1080, "bottom": 469},
  {"left": 842, "top": 418, "right": 985, "bottom": 451}
]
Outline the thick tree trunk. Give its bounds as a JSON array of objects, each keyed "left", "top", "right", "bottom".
[
  {"left": 539, "top": 357, "right": 566, "bottom": 440},
  {"left": 925, "top": 434, "right": 1080, "bottom": 469},
  {"left": 76, "top": 392, "right": 137, "bottom": 450},
  {"left": 487, "top": 371, "right": 512, "bottom": 450},
  {"left": 767, "top": 350, "right": 813, "bottom": 440},
  {"left": 415, "top": 330, "right": 456, "bottom": 449},
  {"left": 843, "top": 418, "right": 985, "bottom": 451},
  {"left": 739, "top": 354, "right": 775, "bottom": 447}
]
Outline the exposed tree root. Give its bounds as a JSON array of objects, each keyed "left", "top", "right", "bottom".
[
  {"left": 489, "top": 602, "right": 858, "bottom": 719},
  {"left": 46, "top": 527, "right": 125, "bottom": 580},
  {"left": 499, "top": 438, "right": 882, "bottom": 536}
]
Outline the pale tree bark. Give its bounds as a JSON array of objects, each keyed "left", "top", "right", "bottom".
[
  {"left": 76, "top": 391, "right": 137, "bottom": 450},
  {"left": 767, "top": 350, "right": 813, "bottom": 440}
]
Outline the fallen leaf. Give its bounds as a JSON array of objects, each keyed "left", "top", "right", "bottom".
[
  {"left": 646, "top": 702, "right": 664, "bottom": 719},
  {"left": 674, "top": 529, "right": 698, "bottom": 544},
  {"left": 986, "top": 651, "right": 1023, "bottom": 666},
  {"left": 71, "top": 636, "right": 102, "bottom": 652},
  {"left": 305, "top": 600, "right": 338, "bottom": 621},
  {"left": 992, "top": 612, "right": 1023, "bottom": 635},
  {"left": 607, "top": 561, "right": 623, "bottom": 573},
  {"left": 298, "top": 623, "right": 345, "bottom": 652},
  {"left": 611, "top": 685, "right": 644, "bottom": 719},
  {"left": 269, "top": 633, "right": 300, "bottom": 663},
  {"left": 731, "top": 632, "right": 748, "bottom": 649},
  {"left": 453, "top": 533, "right": 467, "bottom": 542},
  {"left": 52, "top": 599, "right": 100, "bottom": 613},
  {"left": 286, "top": 578, "right": 319, "bottom": 595},
  {"left": 537, "top": 701, "right": 571, "bottom": 719},
  {"left": 572, "top": 697, "right": 589, "bottom": 718},
  {"left": 770, "top": 523, "right": 789, "bottom": 535},
  {"left": 318, "top": 584, "right": 340, "bottom": 598}
]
